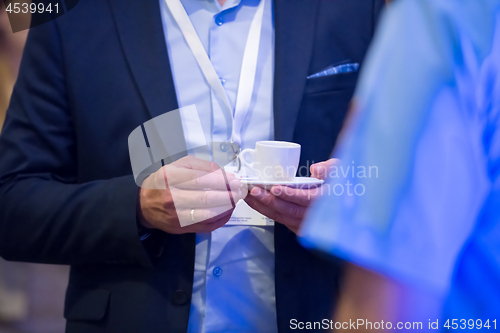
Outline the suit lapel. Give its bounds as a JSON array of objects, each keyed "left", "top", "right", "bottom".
[
  {"left": 108, "top": 0, "right": 179, "bottom": 121},
  {"left": 272, "top": 1, "right": 319, "bottom": 327},
  {"left": 273, "top": 0, "right": 319, "bottom": 141},
  {"left": 109, "top": 0, "right": 317, "bottom": 142}
]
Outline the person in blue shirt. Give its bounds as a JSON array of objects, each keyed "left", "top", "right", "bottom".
[{"left": 300, "top": 0, "right": 500, "bottom": 330}]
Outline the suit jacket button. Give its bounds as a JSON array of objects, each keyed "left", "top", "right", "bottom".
[{"left": 171, "top": 290, "right": 188, "bottom": 306}]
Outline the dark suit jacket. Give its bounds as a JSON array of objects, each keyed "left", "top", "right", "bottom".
[{"left": 0, "top": 0, "right": 384, "bottom": 332}]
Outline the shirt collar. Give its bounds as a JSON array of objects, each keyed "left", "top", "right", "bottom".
[{"left": 213, "top": 0, "right": 243, "bottom": 12}]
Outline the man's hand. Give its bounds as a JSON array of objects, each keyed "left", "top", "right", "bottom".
[
  {"left": 244, "top": 158, "right": 337, "bottom": 234},
  {"left": 138, "top": 156, "right": 247, "bottom": 234}
]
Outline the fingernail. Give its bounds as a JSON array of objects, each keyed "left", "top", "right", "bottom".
[
  {"left": 271, "top": 186, "right": 283, "bottom": 195},
  {"left": 250, "top": 187, "right": 263, "bottom": 198}
]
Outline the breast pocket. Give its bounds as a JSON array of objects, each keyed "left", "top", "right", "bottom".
[
  {"left": 304, "top": 72, "right": 359, "bottom": 95},
  {"left": 294, "top": 72, "right": 359, "bottom": 164}
]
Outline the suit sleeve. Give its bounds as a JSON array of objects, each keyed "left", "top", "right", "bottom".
[{"left": 0, "top": 19, "right": 152, "bottom": 268}]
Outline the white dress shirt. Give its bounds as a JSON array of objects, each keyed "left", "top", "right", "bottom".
[{"left": 159, "top": 0, "right": 278, "bottom": 331}]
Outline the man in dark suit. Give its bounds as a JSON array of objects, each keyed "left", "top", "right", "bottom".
[{"left": 0, "top": 0, "right": 384, "bottom": 332}]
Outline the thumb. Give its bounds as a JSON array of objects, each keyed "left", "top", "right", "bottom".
[{"left": 310, "top": 158, "right": 339, "bottom": 180}]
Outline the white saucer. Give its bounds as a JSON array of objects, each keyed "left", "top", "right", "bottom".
[{"left": 241, "top": 177, "right": 324, "bottom": 190}]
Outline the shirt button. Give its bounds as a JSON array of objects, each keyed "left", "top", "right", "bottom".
[
  {"left": 215, "top": 17, "right": 224, "bottom": 26},
  {"left": 219, "top": 78, "right": 226, "bottom": 86},
  {"left": 213, "top": 267, "right": 223, "bottom": 277}
]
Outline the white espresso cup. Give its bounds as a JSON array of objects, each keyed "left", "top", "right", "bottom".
[{"left": 240, "top": 141, "right": 301, "bottom": 181}]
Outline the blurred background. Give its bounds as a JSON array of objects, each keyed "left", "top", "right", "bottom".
[{"left": 0, "top": 6, "right": 68, "bottom": 333}]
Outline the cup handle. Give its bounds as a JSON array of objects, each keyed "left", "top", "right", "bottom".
[{"left": 239, "top": 149, "right": 256, "bottom": 173}]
